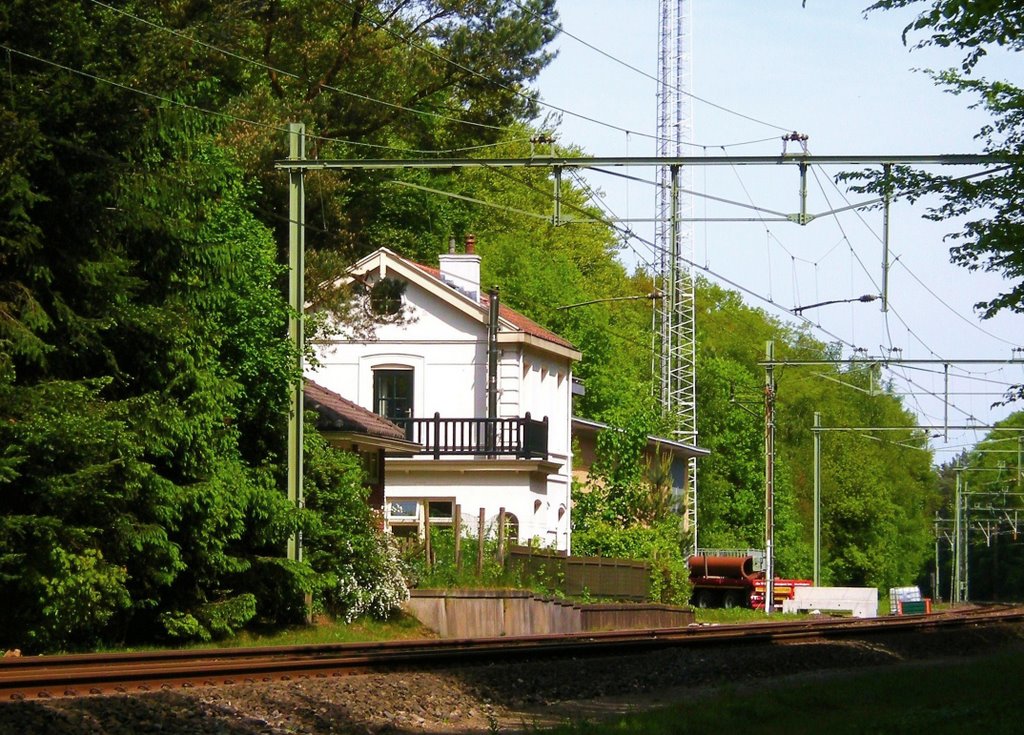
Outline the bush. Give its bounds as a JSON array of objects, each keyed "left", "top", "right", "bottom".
[
  {"left": 35, "top": 546, "right": 131, "bottom": 650},
  {"left": 573, "top": 518, "right": 692, "bottom": 606},
  {"left": 303, "top": 438, "right": 409, "bottom": 622},
  {"left": 242, "top": 556, "right": 317, "bottom": 626},
  {"left": 318, "top": 534, "right": 409, "bottom": 622}
]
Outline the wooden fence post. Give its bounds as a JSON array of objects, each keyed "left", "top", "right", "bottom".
[
  {"left": 423, "top": 498, "right": 431, "bottom": 570},
  {"left": 497, "top": 507, "right": 506, "bottom": 564},
  {"left": 454, "top": 504, "right": 462, "bottom": 571},
  {"left": 477, "top": 508, "right": 486, "bottom": 578}
]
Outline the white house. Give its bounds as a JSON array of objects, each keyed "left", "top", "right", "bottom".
[{"left": 309, "top": 240, "right": 581, "bottom": 551}]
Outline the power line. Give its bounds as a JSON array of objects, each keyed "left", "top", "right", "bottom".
[
  {"left": 7, "top": 38, "right": 524, "bottom": 159},
  {"left": 891, "top": 256, "right": 1019, "bottom": 347},
  {"left": 288, "top": 153, "right": 1018, "bottom": 439},
  {"left": 803, "top": 164, "right": 958, "bottom": 423},
  {"left": 508, "top": 0, "right": 794, "bottom": 133},
  {"left": 387, "top": 179, "right": 552, "bottom": 222},
  {"left": 347, "top": 0, "right": 797, "bottom": 147},
  {"left": 87, "top": 1, "right": 521, "bottom": 139},
  {"left": 817, "top": 166, "right": 1018, "bottom": 350},
  {"left": 3, "top": 45, "right": 294, "bottom": 141}
]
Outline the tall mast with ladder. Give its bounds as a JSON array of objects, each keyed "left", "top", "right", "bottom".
[{"left": 657, "top": 0, "right": 698, "bottom": 550}]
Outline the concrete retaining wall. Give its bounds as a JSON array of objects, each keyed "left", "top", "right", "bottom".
[
  {"left": 405, "top": 589, "right": 693, "bottom": 638},
  {"left": 781, "top": 586, "right": 878, "bottom": 618}
]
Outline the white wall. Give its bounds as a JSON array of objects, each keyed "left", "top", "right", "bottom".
[
  {"left": 309, "top": 266, "right": 574, "bottom": 551},
  {"left": 387, "top": 468, "right": 562, "bottom": 548}
]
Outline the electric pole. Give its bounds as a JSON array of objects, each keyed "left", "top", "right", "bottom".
[
  {"left": 764, "top": 341, "right": 776, "bottom": 613},
  {"left": 287, "top": 122, "right": 305, "bottom": 564}
]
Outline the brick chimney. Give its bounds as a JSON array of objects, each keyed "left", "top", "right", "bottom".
[{"left": 439, "top": 233, "right": 481, "bottom": 303}]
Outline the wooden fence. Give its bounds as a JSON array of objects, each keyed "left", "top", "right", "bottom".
[
  {"left": 390, "top": 503, "right": 652, "bottom": 602},
  {"left": 506, "top": 545, "right": 650, "bottom": 601}
]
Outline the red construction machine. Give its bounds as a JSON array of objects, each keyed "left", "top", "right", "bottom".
[{"left": 688, "top": 553, "right": 812, "bottom": 610}]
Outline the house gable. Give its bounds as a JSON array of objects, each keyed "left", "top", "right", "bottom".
[{"left": 338, "top": 248, "right": 581, "bottom": 362}]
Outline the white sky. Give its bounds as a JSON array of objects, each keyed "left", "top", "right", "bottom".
[{"left": 534, "top": 0, "right": 1024, "bottom": 458}]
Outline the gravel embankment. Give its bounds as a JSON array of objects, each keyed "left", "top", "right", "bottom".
[{"left": 1, "top": 623, "right": 1021, "bottom": 734}]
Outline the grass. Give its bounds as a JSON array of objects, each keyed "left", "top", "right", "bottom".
[
  {"left": 541, "top": 646, "right": 1024, "bottom": 734},
  {"left": 90, "top": 611, "right": 436, "bottom": 654},
  {"left": 199, "top": 612, "right": 436, "bottom": 648},
  {"left": 690, "top": 606, "right": 783, "bottom": 625}
]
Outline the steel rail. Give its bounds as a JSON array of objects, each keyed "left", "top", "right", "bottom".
[{"left": 3, "top": 605, "right": 1022, "bottom": 700}]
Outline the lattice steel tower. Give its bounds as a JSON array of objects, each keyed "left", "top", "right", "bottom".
[{"left": 656, "top": 0, "right": 698, "bottom": 549}]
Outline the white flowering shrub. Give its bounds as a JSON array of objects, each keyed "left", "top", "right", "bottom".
[
  {"left": 303, "top": 437, "right": 409, "bottom": 621},
  {"left": 324, "top": 535, "right": 409, "bottom": 622}
]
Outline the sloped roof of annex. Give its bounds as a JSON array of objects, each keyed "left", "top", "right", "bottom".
[
  {"left": 331, "top": 247, "right": 582, "bottom": 363},
  {"left": 304, "top": 379, "right": 421, "bottom": 454}
]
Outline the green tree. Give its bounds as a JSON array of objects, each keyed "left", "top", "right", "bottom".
[
  {"left": 2, "top": 0, "right": 564, "bottom": 649},
  {"left": 687, "top": 276, "right": 938, "bottom": 586},
  {"left": 859, "top": 2, "right": 1024, "bottom": 401},
  {"left": 571, "top": 409, "right": 692, "bottom": 604},
  {"left": 950, "top": 412, "right": 1024, "bottom": 601},
  {"left": 0, "top": 2, "right": 305, "bottom": 648},
  {"left": 209, "top": 0, "right": 560, "bottom": 291}
]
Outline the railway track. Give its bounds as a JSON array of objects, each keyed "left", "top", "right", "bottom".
[{"left": 3, "top": 604, "right": 1022, "bottom": 701}]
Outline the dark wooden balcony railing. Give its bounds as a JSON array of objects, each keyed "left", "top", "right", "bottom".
[{"left": 394, "top": 413, "right": 548, "bottom": 460}]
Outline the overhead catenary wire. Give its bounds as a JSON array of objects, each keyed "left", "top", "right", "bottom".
[
  {"left": 457, "top": 160, "right": 863, "bottom": 353},
  {"left": 816, "top": 163, "right": 1019, "bottom": 349},
  {"left": 441, "top": 162, "right": 894, "bottom": 356},
  {"left": 2, "top": 44, "right": 449, "bottom": 156},
  {"left": 86, "top": 0, "right": 528, "bottom": 148},
  {"left": 507, "top": 0, "right": 794, "bottom": 133},
  {"left": 520, "top": 162, "right": 1015, "bottom": 438},
  {"left": 277, "top": 139, "right": 1018, "bottom": 442},
  {"left": 803, "top": 163, "right": 953, "bottom": 421},
  {"left": 891, "top": 256, "right": 1019, "bottom": 347},
  {"left": 382, "top": 152, "right": 1018, "bottom": 439}
]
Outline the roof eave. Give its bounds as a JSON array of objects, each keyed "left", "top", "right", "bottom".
[
  {"left": 320, "top": 431, "right": 421, "bottom": 454},
  {"left": 497, "top": 332, "right": 582, "bottom": 362},
  {"left": 571, "top": 417, "right": 710, "bottom": 458}
]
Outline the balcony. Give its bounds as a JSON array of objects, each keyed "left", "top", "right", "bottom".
[{"left": 394, "top": 413, "right": 548, "bottom": 460}]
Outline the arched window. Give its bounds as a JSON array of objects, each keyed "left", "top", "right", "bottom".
[{"left": 504, "top": 513, "right": 520, "bottom": 545}]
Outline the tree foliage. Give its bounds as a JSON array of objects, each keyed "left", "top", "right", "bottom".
[
  {"left": 571, "top": 408, "right": 692, "bottom": 605},
  {"left": 941, "top": 411, "right": 1024, "bottom": 601},
  {"left": 865, "top": 0, "right": 1024, "bottom": 72},
  {"left": 0, "top": 0, "right": 961, "bottom": 648},
  {"left": 855, "top": 2, "right": 1024, "bottom": 402},
  {"left": 3, "top": 0, "right": 561, "bottom": 650}
]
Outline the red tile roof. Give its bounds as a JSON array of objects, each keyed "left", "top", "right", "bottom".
[
  {"left": 304, "top": 380, "right": 408, "bottom": 441},
  {"left": 400, "top": 258, "right": 576, "bottom": 351}
]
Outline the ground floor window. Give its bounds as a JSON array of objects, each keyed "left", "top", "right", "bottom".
[{"left": 385, "top": 498, "right": 455, "bottom": 539}]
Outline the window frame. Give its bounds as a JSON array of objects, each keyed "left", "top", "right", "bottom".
[{"left": 372, "top": 367, "right": 414, "bottom": 420}]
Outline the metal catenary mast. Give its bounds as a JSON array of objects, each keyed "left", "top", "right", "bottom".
[{"left": 657, "top": 0, "right": 698, "bottom": 549}]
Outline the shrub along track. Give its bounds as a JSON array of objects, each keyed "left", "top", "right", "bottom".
[{"left": 2, "top": 604, "right": 1021, "bottom": 702}]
